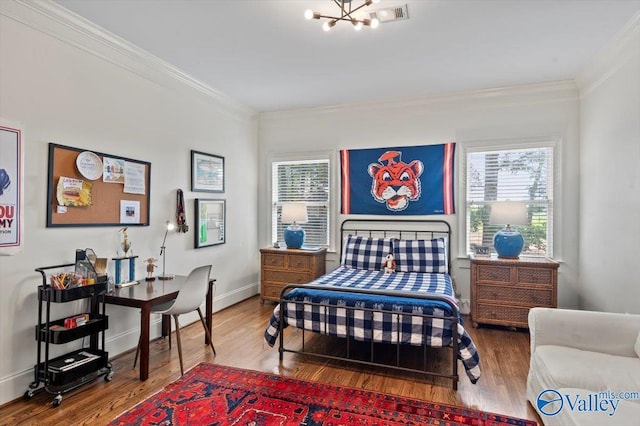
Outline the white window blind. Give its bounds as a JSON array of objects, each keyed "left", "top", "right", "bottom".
[
  {"left": 272, "top": 159, "right": 330, "bottom": 247},
  {"left": 466, "top": 146, "right": 554, "bottom": 257}
]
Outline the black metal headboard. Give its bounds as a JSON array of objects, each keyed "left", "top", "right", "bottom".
[{"left": 339, "top": 219, "right": 452, "bottom": 272}]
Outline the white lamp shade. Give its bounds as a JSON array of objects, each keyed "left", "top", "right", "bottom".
[
  {"left": 489, "top": 201, "right": 528, "bottom": 226},
  {"left": 281, "top": 203, "right": 308, "bottom": 224}
]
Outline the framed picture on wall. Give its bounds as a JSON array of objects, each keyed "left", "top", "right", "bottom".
[
  {"left": 195, "top": 199, "right": 225, "bottom": 248},
  {"left": 191, "top": 150, "right": 224, "bottom": 193}
]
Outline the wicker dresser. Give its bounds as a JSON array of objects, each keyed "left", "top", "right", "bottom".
[
  {"left": 260, "top": 247, "right": 326, "bottom": 303},
  {"left": 470, "top": 256, "right": 559, "bottom": 329}
]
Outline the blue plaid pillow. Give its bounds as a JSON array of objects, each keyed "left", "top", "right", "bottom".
[
  {"left": 341, "top": 235, "right": 394, "bottom": 271},
  {"left": 392, "top": 238, "right": 448, "bottom": 273}
]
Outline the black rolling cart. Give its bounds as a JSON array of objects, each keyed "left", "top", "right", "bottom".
[{"left": 23, "top": 263, "right": 113, "bottom": 407}]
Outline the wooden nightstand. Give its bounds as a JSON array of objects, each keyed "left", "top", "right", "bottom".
[
  {"left": 260, "top": 247, "right": 326, "bottom": 303},
  {"left": 470, "top": 256, "right": 559, "bottom": 329}
]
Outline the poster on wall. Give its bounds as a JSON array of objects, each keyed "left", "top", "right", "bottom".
[
  {"left": 340, "top": 143, "right": 455, "bottom": 215},
  {"left": 0, "top": 121, "right": 24, "bottom": 255}
]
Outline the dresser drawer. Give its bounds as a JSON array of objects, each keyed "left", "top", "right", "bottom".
[
  {"left": 476, "top": 284, "right": 552, "bottom": 306},
  {"left": 477, "top": 265, "right": 511, "bottom": 283},
  {"left": 262, "top": 254, "right": 285, "bottom": 268},
  {"left": 288, "top": 255, "right": 311, "bottom": 271},
  {"left": 476, "top": 303, "right": 530, "bottom": 326},
  {"left": 517, "top": 267, "right": 554, "bottom": 286},
  {"left": 262, "top": 283, "right": 285, "bottom": 301},
  {"left": 263, "top": 270, "right": 311, "bottom": 284}
]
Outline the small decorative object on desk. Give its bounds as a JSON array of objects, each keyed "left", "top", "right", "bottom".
[
  {"left": 118, "top": 227, "right": 132, "bottom": 257},
  {"left": 145, "top": 258, "right": 157, "bottom": 281}
]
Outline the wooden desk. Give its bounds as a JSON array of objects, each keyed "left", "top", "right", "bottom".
[{"left": 104, "top": 276, "right": 215, "bottom": 381}]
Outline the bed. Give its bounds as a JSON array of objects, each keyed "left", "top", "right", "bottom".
[{"left": 264, "top": 219, "right": 481, "bottom": 389}]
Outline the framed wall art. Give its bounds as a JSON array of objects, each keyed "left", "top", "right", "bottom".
[
  {"left": 191, "top": 150, "right": 224, "bottom": 193},
  {"left": 0, "top": 122, "right": 23, "bottom": 255},
  {"left": 195, "top": 198, "right": 225, "bottom": 248}
]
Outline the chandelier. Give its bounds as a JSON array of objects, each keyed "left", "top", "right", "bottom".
[{"left": 305, "top": 0, "right": 380, "bottom": 31}]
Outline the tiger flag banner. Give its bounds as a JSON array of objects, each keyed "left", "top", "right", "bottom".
[{"left": 340, "top": 143, "right": 455, "bottom": 215}]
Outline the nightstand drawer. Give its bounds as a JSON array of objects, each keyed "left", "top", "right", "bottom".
[
  {"left": 288, "top": 255, "right": 311, "bottom": 271},
  {"left": 477, "top": 265, "right": 511, "bottom": 283},
  {"left": 476, "top": 303, "right": 530, "bottom": 326},
  {"left": 263, "top": 270, "right": 311, "bottom": 284},
  {"left": 517, "top": 267, "right": 554, "bottom": 285},
  {"left": 262, "top": 283, "right": 285, "bottom": 300},
  {"left": 476, "top": 285, "right": 552, "bottom": 306},
  {"left": 263, "top": 254, "right": 285, "bottom": 268}
]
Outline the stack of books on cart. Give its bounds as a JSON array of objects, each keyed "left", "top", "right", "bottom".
[{"left": 48, "top": 351, "right": 100, "bottom": 372}]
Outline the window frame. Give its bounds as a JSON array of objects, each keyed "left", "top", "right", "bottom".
[
  {"left": 270, "top": 151, "right": 334, "bottom": 250},
  {"left": 457, "top": 137, "right": 560, "bottom": 259}
]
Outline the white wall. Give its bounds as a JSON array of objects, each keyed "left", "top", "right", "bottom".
[
  {"left": 577, "top": 14, "right": 640, "bottom": 314},
  {"left": 258, "top": 82, "right": 582, "bottom": 313},
  {"left": 0, "top": 1, "right": 259, "bottom": 404}
]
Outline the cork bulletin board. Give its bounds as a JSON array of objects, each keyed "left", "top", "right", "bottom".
[{"left": 46, "top": 143, "right": 151, "bottom": 227}]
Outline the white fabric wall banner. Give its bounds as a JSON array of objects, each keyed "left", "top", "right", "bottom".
[{"left": 0, "top": 119, "right": 24, "bottom": 255}]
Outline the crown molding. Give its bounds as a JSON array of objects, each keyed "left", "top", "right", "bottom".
[
  {"left": 2, "top": 0, "right": 256, "bottom": 120},
  {"left": 260, "top": 80, "right": 579, "bottom": 121},
  {"left": 576, "top": 11, "right": 640, "bottom": 98}
]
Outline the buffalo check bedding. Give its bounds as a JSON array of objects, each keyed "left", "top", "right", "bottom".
[{"left": 264, "top": 266, "right": 481, "bottom": 383}]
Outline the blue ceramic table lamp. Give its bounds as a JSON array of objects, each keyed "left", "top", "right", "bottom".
[
  {"left": 489, "top": 201, "right": 528, "bottom": 259},
  {"left": 282, "top": 203, "right": 308, "bottom": 249}
]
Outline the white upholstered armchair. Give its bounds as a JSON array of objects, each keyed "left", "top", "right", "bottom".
[{"left": 527, "top": 307, "right": 640, "bottom": 425}]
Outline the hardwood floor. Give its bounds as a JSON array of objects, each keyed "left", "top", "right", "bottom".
[{"left": 0, "top": 295, "right": 542, "bottom": 425}]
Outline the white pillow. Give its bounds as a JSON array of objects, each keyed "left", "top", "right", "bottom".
[{"left": 635, "top": 331, "right": 640, "bottom": 358}]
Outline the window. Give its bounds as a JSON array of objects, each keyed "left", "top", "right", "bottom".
[
  {"left": 272, "top": 159, "right": 330, "bottom": 247},
  {"left": 465, "top": 144, "right": 554, "bottom": 257}
]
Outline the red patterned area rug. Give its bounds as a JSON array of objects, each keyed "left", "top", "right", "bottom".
[{"left": 109, "top": 363, "right": 535, "bottom": 426}]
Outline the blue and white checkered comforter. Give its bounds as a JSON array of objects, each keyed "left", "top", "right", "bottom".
[{"left": 264, "top": 267, "right": 481, "bottom": 383}]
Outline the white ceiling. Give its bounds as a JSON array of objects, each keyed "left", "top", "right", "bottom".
[{"left": 53, "top": 0, "right": 640, "bottom": 112}]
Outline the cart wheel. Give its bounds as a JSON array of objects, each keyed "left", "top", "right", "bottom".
[
  {"left": 23, "top": 389, "right": 34, "bottom": 399},
  {"left": 104, "top": 370, "right": 113, "bottom": 382},
  {"left": 28, "top": 381, "right": 39, "bottom": 389},
  {"left": 52, "top": 394, "right": 62, "bottom": 407}
]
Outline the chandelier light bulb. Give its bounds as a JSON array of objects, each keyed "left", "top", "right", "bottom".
[
  {"left": 353, "top": 21, "right": 363, "bottom": 31},
  {"left": 370, "top": 18, "right": 380, "bottom": 28},
  {"left": 323, "top": 20, "right": 336, "bottom": 31},
  {"left": 304, "top": 9, "right": 314, "bottom": 20}
]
